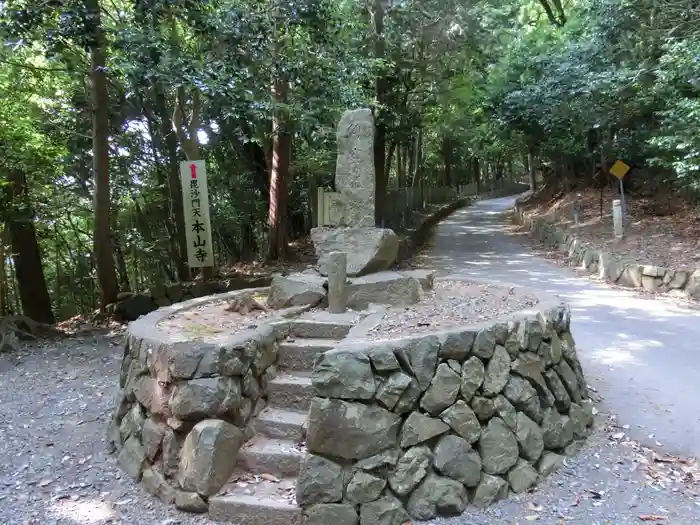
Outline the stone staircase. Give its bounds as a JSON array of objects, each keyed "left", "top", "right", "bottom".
[{"left": 208, "top": 315, "right": 357, "bottom": 524}]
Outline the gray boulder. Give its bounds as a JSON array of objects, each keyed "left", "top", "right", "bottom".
[
  {"left": 482, "top": 344, "right": 511, "bottom": 396},
  {"left": 312, "top": 227, "right": 399, "bottom": 277},
  {"left": 304, "top": 504, "right": 359, "bottom": 525},
  {"left": 393, "top": 335, "right": 439, "bottom": 390},
  {"left": 568, "top": 402, "right": 591, "bottom": 439},
  {"left": 439, "top": 400, "right": 481, "bottom": 444},
  {"left": 512, "top": 352, "right": 556, "bottom": 408},
  {"left": 543, "top": 368, "right": 571, "bottom": 412},
  {"left": 355, "top": 449, "right": 400, "bottom": 472},
  {"left": 538, "top": 451, "right": 565, "bottom": 476},
  {"left": 433, "top": 435, "right": 482, "bottom": 487},
  {"left": 375, "top": 371, "right": 413, "bottom": 411},
  {"left": 388, "top": 446, "right": 432, "bottom": 496},
  {"left": 306, "top": 398, "right": 401, "bottom": 460},
  {"left": 117, "top": 435, "right": 146, "bottom": 481},
  {"left": 267, "top": 273, "right": 326, "bottom": 309},
  {"left": 472, "top": 473, "right": 508, "bottom": 509},
  {"left": 296, "top": 454, "right": 344, "bottom": 505},
  {"left": 406, "top": 472, "right": 468, "bottom": 520},
  {"left": 504, "top": 374, "right": 543, "bottom": 424},
  {"left": 508, "top": 458, "right": 539, "bottom": 493},
  {"left": 169, "top": 377, "right": 240, "bottom": 420},
  {"left": 541, "top": 408, "right": 574, "bottom": 449},
  {"left": 478, "top": 417, "right": 519, "bottom": 475},
  {"left": 460, "top": 356, "right": 485, "bottom": 402},
  {"left": 346, "top": 471, "right": 386, "bottom": 505},
  {"left": 437, "top": 328, "right": 476, "bottom": 361},
  {"left": 392, "top": 378, "right": 422, "bottom": 414},
  {"left": 174, "top": 490, "right": 208, "bottom": 513},
  {"left": 400, "top": 412, "right": 449, "bottom": 448},
  {"left": 471, "top": 396, "right": 496, "bottom": 421},
  {"left": 472, "top": 329, "right": 496, "bottom": 359},
  {"left": 312, "top": 350, "right": 375, "bottom": 400},
  {"left": 346, "top": 272, "right": 422, "bottom": 310},
  {"left": 493, "top": 395, "right": 517, "bottom": 431},
  {"left": 177, "top": 419, "right": 243, "bottom": 497},
  {"left": 555, "top": 359, "right": 582, "bottom": 403},
  {"left": 515, "top": 412, "right": 544, "bottom": 463},
  {"left": 359, "top": 495, "right": 410, "bottom": 525},
  {"left": 420, "top": 363, "right": 461, "bottom": 414}
]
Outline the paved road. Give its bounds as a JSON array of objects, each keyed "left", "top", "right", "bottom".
[{"left": 425, "top": 195, "right": 700, "bottom": 459}]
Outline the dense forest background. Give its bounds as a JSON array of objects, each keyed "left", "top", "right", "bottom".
[{"left": 0, "top": 0, "right": 697, "bottom": 323}]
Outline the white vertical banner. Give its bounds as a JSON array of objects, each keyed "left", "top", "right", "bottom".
[{"left": 180, "top": 160, "right": 214, "bottom": 268}]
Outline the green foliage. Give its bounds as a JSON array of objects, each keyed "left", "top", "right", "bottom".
[{"left": 3, "top": 0, "right": 700, "bottom": 321}]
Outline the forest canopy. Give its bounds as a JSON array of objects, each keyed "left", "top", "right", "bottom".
[{"left": 0, "top": 0, "right": 698, "bottom": 322}]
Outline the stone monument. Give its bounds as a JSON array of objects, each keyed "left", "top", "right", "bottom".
[
  {"left": 334, "top": 108, "right": 376, "bottom": 227},
  {"left": 267, "top": 108, "right": 421, "bottom": 311},
  {"left": 311, "top": 108, "right": 400, "bottom": 277}
]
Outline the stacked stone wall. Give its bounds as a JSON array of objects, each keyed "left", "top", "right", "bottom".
[
  {"left": 298, "top": 295, "right": 594, "bottom": 523},
  {"left": 106, "top": 289, "right": 305, "bottom": 513}
]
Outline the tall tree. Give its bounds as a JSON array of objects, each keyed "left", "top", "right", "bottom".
[{"left": 85, "top": 0, "right": 119, "bottom": 306}]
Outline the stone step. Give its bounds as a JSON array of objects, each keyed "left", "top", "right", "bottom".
[
  {"left": 254, "top": 407, "right": 307, "bottom": 442},
  {"left": 267, "top": 372, "right": 314, "bottom": 411},
  {"left": 209, "top": 477, "right": 301, "bottom": 525},
  {"left": 277, "top": 338, "right": 339, "bottom": 371},
  {"left": 239, "top": 436, "right": 305, "bottom": 478},
  {"left": 288, "top": 319, "right": 353, "bottom": 340}
]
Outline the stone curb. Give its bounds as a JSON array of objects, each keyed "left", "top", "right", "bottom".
[
  {"left": 303, "top": 279, "right": 594, "bottom": 521},
  {"left": 513, "top": 194, "right": 700, "bottom": 299}
]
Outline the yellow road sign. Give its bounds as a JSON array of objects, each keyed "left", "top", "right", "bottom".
[{"left": 610, "top": 160, "right": 630, "bottom": 179}]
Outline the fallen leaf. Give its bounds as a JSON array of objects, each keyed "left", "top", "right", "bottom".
[
  {"left": 525, "top": 516, "right": 539, "bottom": 521},
  {"left": 526, "top": 502, "right": 543, "bottom": 512},
  {"left": 260, "top": 473, "right": 280, "bottom": 483},
  {"left": 638, "top": 516, "right": 666, "bottom": 522}
]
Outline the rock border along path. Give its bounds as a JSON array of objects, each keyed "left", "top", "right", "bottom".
[
  {"left": 514, "top": 192, "right": 700, "bottom": 298},
  {"left": 107, "top": 274, "right": 596, "bottom": 524}
]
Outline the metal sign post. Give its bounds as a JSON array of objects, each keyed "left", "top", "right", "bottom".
[{"left": 609, "top": 160, "right": 630, "bottom": 237}]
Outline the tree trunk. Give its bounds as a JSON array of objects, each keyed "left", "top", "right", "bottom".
[
  {"left": 5, "top": 171, "right": 54, "bottom": 324},
  {"left": 267, "top": 78, "right": 290, "bottom": 260},
  {"left": 113, "top": 234, "right": 131, "bottom": 292},
  {"left": 527, "top": 149, "right": 537, "bottom": 192},
  {"left": 373, "top": 0, "right": 388, "bottom": 226},
  {"left": 87, "top": 0, "right": 119, "bottom": 308},
  {"left": 442, "top": 137, "right": 453, "bottom": 186},
  {"left": 474, "top": 157, "right": 481, "bottom": 193},
  {"left": 396, "top": 146, "right": 403, "bottom": 188},
  {"left": 154, "top": 85, "right": 189, "bottom": 281}
]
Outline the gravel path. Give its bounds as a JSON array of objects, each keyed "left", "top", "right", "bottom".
[
  {"left": 0, "top": 334, "right": 218, "bottom": 525},
  {"left": 365, "top": 279, "right": 538, "bottom": 340},
  {"left": 2, "top": 330, "right": 700, "bottom": 524}
]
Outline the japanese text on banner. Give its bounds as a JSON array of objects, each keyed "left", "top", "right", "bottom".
[{"left": 180, "top": 160, "right": 214, "bottom": 267}]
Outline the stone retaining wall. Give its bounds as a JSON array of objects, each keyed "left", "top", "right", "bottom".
[
  {"left": 514, "top": 194, "right": 700, "bottom": 298},
  {"left": 106, "top": 289, "right": 305, "bottom": 513},
  {"left": 298, "top": 285, "right": 594, "bottom": 523}
]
